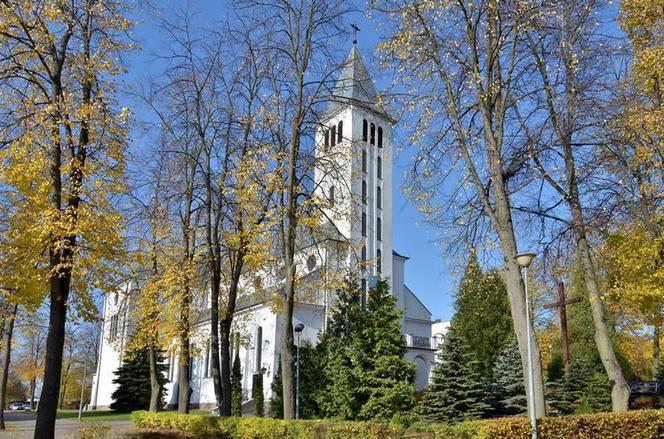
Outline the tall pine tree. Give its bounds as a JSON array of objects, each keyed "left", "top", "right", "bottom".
[
  {"left": 492, "top": 338, "right": 526, "bottom": 416},
  {"left": 317, "top": 278, "right": 416, "bottom": 421},
  {"left": 454, "top": 253, "right": 513, "bottom": 377},
  {"left": 418, "top": 325, "right": 490, "bottom": 423},
  {"left": 231, "top": 350, "right": 242, "bottom": 416},
  {"left": 110, "top": 345, "right": 167, "bottom": 412}
]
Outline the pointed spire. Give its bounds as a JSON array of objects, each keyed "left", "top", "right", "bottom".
[{"left": 329, "top": 45, "right": 378, "bottom": 111}]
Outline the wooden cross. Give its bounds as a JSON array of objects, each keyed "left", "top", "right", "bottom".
[
  {"left": 351, "top": 23, "right": 360, "bottom": 45},
  {"left": 543, "top": 282, "right": 582, "bottom": 377}
]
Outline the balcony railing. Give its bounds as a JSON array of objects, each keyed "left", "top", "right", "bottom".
[{"left": 403, "top": 334, "right": 438, "bottom": 350}]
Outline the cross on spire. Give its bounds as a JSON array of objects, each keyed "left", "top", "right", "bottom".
[{"left": 351, "top": 22, "right": 360, "bottom": 45}]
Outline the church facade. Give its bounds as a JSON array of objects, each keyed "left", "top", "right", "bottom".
[{"left": 90, "top": 46, "right": 443, "bottom": 411}]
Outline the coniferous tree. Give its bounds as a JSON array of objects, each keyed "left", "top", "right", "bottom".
[
  {"left": 454, "top": 253, "right": 513, "bottom": 377},
  {"left": 551, "top": 357, "right": 612, "bottom": 414},
  {"left": 355, "top": 280, "right": 416, "bottom": 420},
  {"left": 231, "top": 350, "right": 242, "bottom": 416},
  {"left": 110, "top": 345, "right": 167, "bottom": 413},
  {"left": 270, "top": 358, "right": 284, "bottom": 419},
  {"left": 317, "top": 278, "right": 416, "bottom": 420},
  {"left": 253, "top": 373, "right": 264, "bottom": 417},
  {"left": 492, "top": 338, "right": 526, "bottom": 416},
  {"left": 418, "top": 325, "right": 490, "bottom": 423},
  {"left": 317, "top": 278, "right": 364, "bottom": 419}
]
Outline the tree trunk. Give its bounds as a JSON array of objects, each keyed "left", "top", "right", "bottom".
[
  {"left": 0, "top": 303, "right": 18, "bottom": 430},
  {"left": 569, "top": 198, "right": 629, "bottom": 411},
  {"left": 35, "top": 277, "right": 70, "bottom": 439},
  {"left": 219, "top": 253, "right": 244, "bottom": 416},
  {"left": 210, "top": 272, "right": 223, "bottom": 410},
  {"left": 219, "top": 319, "right": 232, "bottom": 416},
  {"left": 494, "top": 219, "right": 546, "bottom": 418},
  {"left": 177, "top": 284, "right": 192, "bottom": 414},
  {"left": 654, "top": 325, "right": 660, "bottom": 380},
  {"left": 148, "top": 344, "right": 160, "bottom": 412}
]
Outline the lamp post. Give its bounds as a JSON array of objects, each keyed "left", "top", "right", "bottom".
[
  {"left": 514, "top": 252, "right": 537, "bottom": 439},
  {"left": 294, "top": 323, "right": 305, "bottom": 420}
]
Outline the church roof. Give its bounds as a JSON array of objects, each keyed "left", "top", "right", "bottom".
[
  {"left": 327, "top": 45, "right": 396, "bottom": 120},
  {"left": 331, "top": 45, "right": 378, "bottom": 105}
]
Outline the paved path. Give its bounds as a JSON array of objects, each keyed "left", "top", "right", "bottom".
[{"left": 0, "top": 412, "right": 132, "bottom": 438}]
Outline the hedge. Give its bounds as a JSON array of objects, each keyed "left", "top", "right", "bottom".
[{"left": 130, "top": 409, "right": 664, "bottom": 438}]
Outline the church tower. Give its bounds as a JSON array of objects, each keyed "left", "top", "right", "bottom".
[{"left": 314, "top": 44, "right": 395, "bottom": 295}]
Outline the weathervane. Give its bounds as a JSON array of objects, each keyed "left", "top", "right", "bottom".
[{"left": 351, "top": 22, "right": 360, "bottom": 45}]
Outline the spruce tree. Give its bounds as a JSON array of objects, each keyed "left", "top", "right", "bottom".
[
  {"left": 316, "top": 278, "right": 364, "bottom": 419},
  {"left": 110, "top": 345, "right": 167, "bottom": 412},
  {"left": 492, "top": 338, "right": 526, "bottom": 416},
  {"left": 270, "top": 358, "right": 283, "bottom": 419},
  {"left": 418, "top": 325, "right": 490, "bottom": 423},
  {"left": 454, "top": 253, "right": 513, "bottom": 377},
  {"left": 317, "top": 277, "right": 416, "bottom": 420},
  {"left": 231, "top": 350, "right": 242, "bottom": 416},
  {"left": 355, "top": 280, "right": 416, "bottom": 420},
  {"left": 253, "top": 373, "right": 264, "bottom": 417}
]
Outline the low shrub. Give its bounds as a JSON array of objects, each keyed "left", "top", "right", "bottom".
[{"left": 130, "top": 408, "right": 664, "bottom": 438}]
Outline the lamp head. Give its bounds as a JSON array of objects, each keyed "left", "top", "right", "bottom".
[
  {"left": 514, "top": 252, "right": 536, "bottom": 268},
  {"left": 294, "top": 323, "right": 305, "bottom": 333}
]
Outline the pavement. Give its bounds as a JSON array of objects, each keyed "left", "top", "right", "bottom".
[{"left": 0, "top": 412, "right": 132, "bottom": 439}]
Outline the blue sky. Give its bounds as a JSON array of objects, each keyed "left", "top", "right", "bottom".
[{"left": 122, "top": 0, "right": 458, "bottom": 321}]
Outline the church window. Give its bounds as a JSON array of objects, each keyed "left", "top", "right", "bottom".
[
  {"left": 337, "top": 120, "right": 343, "bottom": 143},
  {"left": 255, "top": 326, "right": 263, "bottom": 373},
  {"left": 362, "top": 181, "right": 367, "bottom": 204},
  {"left": 377, "top": 187, "right": 382, "bottom": 209},
  {"left": 362, "top": 213, "right": 366, "bottom": 236},
  {"left": 377, "top": 157, "right": 382, "bottom": 179},
  {"left": 370, "top": 123, "right": 375, "bottom": 145},
  {"left": 377, "top": 249, "right": 382, "bottom": 273},
  {"left": 362, "top": 119, "right": 368, "bottom": 142},
  {"left": 361, "top": 245, "right": 366, "bottom": 261},
  {"left": 204, "top": 342, "right": 211, "bottom": 378},
  {"left": 331, "top": 125, "right": 336, "bottom": 147},
  {"left": 377, "top": 217, "right": 382, "bottom": 241},
  {"left": 329, "top": 185, "right": 335, "bottom": 206},
  {"left": 378, "top": 127, "right": 383, "bottom": 148},
  {"left": 324, "top": 129, "right": 329, "bottom": 148},
  {"left": 109, "top": 314, "right": 119, "bottom": 342},
  {"left": 361, "top": 278, "right": 367, "bottom": 293},
  {"left": 362, "top": 150, "right": 367, "bottom": 173}
]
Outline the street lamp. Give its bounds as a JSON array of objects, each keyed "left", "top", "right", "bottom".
[
  {"left": 294, "top": 322, "right": 305, "bottom": 420},
  {"left": 514, "top": 252, "right": 537, "bottom": 439}
]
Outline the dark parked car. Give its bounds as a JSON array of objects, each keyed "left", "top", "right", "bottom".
[{"left": 628, "top": 381, "right": 664, "bottom": 410}]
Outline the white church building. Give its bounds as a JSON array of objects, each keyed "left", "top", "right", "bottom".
[{"left": 90, "top": 45, "right": 446, "bottom": 411}]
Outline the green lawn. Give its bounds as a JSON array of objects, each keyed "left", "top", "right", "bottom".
[{"left": 55, "top": 408, "right": 210, "bottom": 422}]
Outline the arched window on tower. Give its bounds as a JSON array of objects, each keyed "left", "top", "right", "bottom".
[
  {"left": 377, "top": 217, "right": 382, "bottom": 241},
  {"left": 361, "top": 213, "right": 367, "bottom": 236},
  {"left": 361, "top": 245, "right": 366, "bottom": 262},
  {"left": 370, "top": 123, "right": 376, "bottom": 145},
  {"left": 324, "top": 129, "right": 329, "bottom": 148},
  {"left": 377, "top": 249, "right": 382, "bottom": 273},
  {"left": 377, "top": 156, "right": 382, "bottom": 179},
  {"left": 362, "top": 150, "right": 367, "bottom": 173},
  {"left": 362, "top": 180, "right": 367, "bottom": 204},
  {"left": 329, "top": 185, "right": 335, "bottom": 206},
  {"left": 337, "top": 120, "right": 343, "bottom": 143},
  {"left": 331, "top": 125, "right": 336, "bottom": 147},
  {"left": 362, "top": 119, "right": 368, "bottom": 142},
  {"left": 377, "top": 186, "right": 382, "bottom": 209},
  {"left": 378, "top": 127, "right": 383, "bottom": 148}
]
